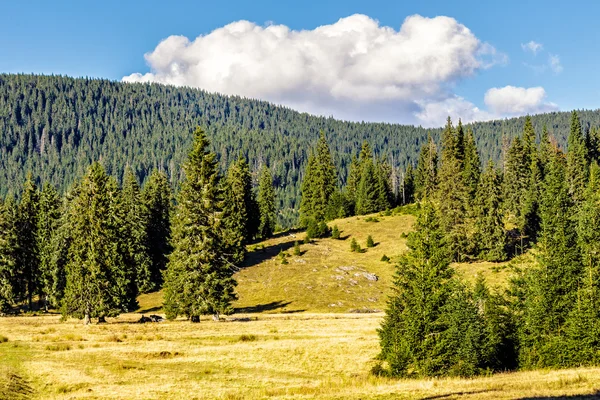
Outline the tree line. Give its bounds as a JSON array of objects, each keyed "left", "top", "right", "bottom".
[
  {"left": 3, "top": 74, "right": 600, "bottom": 228},
  {"left": 0, "top": 127, "right": 277, "bottom": 323},
  {"left": 377, "top": 112, "right": 600, "bottom": 377}
]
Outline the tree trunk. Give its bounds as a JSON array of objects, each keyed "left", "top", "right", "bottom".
[
  {"left": 212, "top": 312, "right": 220, "bottom": 321},
  {"left": 191, "top": 315, "right": 200, "bottom": 323},
  {"left": 84, "top": 311, "right": 91, "bottom": 325}
]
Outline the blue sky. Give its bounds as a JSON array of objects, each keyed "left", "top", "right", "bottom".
[{"left": 1, "top": 0, "right": 598, "bottom": 126}]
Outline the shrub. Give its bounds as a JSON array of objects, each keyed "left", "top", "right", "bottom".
[
  {"left": 0, "top": 335, "right": 8, "bottom": 343},
  {"left": 331, "top": 225, "right": 341, "bottom": 239},
  {"left": 365, "top": 216, "right": 380, "bottom": 223},
  {"left": 306, "top": 219, "right": 331, "bottom": 239},
  {"left": 350, "top": 238, "right": 363, "bottom": 253},
  {"left": 279, "top": 251, "right": 289, "bottom": 265},
  {"left": 238, "top": 334, "right": 257, "bottom": 342},
  {"left": 366, "top": 235, "right": 375, "bottom": 248},
  {"left": 46, "top": 343, "right": 71, "bottom": 351},
  {"left": 293, "top": 241, "right": 301, "bottom": 256},
  {"left": 381, "top": 254, "right": 390, "bottom": 262}
]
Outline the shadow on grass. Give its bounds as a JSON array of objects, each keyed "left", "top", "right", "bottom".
[
  {"left": 235, "top": 300, "right": 304, "bottom": 314},
  {"left": 421, "top": 389, "right": 497, "bottom": 400},
  {"left": 243, "top": 240, "right": 296, "bottom": 268},
  {"left": 137, "top": 305, "right": 162, "bottom": 313},
  {"left": 517, "top": 392, "right": 600, "bottom": 400}
]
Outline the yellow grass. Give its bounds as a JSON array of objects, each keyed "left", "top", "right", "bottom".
[{"left": 1, "top": 313, "right": 599, "bottom": 399}]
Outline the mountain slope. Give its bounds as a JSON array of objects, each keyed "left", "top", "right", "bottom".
[{"left": 1, "top": 73, "right": 599, "bottom": 226}]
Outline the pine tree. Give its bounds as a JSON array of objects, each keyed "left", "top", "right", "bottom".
[
  {"left": 563, "top": 162, "right": 600, "bottom": 366},
  {"left": 257, "top": 165, "right": 276, "bottom": 238},
  {"left": 16, "top": 173, "right": 39, "bottom": 310},
  {"left": 163, "top": 127, "right": 237, "bottom": 321},
  {"left": 62, "top": 163, "right": 127, "bottom": 324},
  {"left": 37, "top": 183, "right": 61, "bottom": 311},
  {"left": 142, "top": 170, "right": 172, "bottom": 287},
  {"left": 355, "top": 158, "right": 379, "bottom": 215},
  {"left": 401, "top": 164, "right": 415, "bottom": 205},
  {"left": 120, "top": 168, "right": 153, "bottom": 299},
  {"left": 222, "top": 158, "right": 252, "bottom": 264},
  {"left": 566, "top": 111, "right": 589, "bottom": 204},
  {"left": 502, "top": 137, "right": 529, "bottom": 220},
  {"left": 462, "top": 127, "right": 481, "bottom": 202},
  {"left": 345, "top": 155, "right": 361, "bottom": 212},
  {"left": 414, "top": 136, "right": 438, "bottom": 200},
  {"left": 517, "top": 148, "right": 582, "bottom": 367},
  {"left": 378, "top": 203, "right": 454, "bottom": 376},
  {"left": 455, "top": 119, "right": 465, "bottom": 162},
  {"left": 473, "top": 162, "right": 506, "bottom": 261},
  {"left": 0, "top": 199, "right": 18, "bottom": 313},
  {"left": 375, "top": 160, "right": 392, "bottom": 211},
  {"left": 299, "top": 131, "right": 337, "bottom": 223}
]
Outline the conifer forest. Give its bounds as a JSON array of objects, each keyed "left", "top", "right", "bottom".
[{"left": 2, "top": 73, "right": 600, "bottom": 398}]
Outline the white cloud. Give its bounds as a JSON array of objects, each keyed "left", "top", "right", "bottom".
[
  {"left": 123, "top": 14, "right": 507, "bottom": 126},
  {"left": 484, "top": 86, "right": 558, "bottom": 115},
  {"left": 521, "top": 41, "right": 543, "bottom": 55},
  {"left": 415, "top": 96, "right": 494, "bottom": 126},
  {"left": 549, "top": 54, "right": 563, "bottom": 74}
]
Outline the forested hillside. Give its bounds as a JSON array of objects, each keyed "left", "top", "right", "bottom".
[{"left": 2, "top": 73, "right": 600, "bottom": 227}]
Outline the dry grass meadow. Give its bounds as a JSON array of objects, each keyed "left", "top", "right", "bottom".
[{"left": 1, "top": 211, "right": 598, "bottom": 399}]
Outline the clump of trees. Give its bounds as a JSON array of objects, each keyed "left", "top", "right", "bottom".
[
  {"left": 0, "top": 127, "right": 277, "bottom": 323},
  {"left": 378, "top": 112, "right": 600, "bottom": 377}
]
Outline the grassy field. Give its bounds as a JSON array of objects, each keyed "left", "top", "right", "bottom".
[
  {"left": 2, "top": 211, "right": 582, "bottom": 400},
  {"left": 2, "top": 313, "right": 600, "bottom": 400}
]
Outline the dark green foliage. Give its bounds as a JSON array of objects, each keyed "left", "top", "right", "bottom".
[
  {"left": 163, "top": 128, "right": 237, "bottom": 321},
  {"left": 37, "top": 183, "right": 61, "bottom": 310},
  {"left": 305, "top": 219, "right": 330, "bottom": 239},
  {"left": 331, "top": 225, "right": 340, "bottom": 240},
  {"left": 0, "top": 199, "right": 18, "bottom": 313},
  {"left": 142, "top": 170, "right": 172, "bottom": 287},
  {"left": 366, "top": 235, "right": 375, "bottom": 248},
  {"left": 120, "top": 168, "right": 153, "bottom": 299},
  {"left": 473, "top": 162, "right": 506, "bottom": 261},
  {"left": 350, "top": 238, "right": 360, "bottom": 253},
  {"left": 293, "top": 241, "right": 301, "bottom": 256},
  {"left": 257, "top": 165, "right": 276, "bottom": 239},
  {"left": 356, "top": 158, "right": 379, "bottom": 215},
  {"left": 400, "top": 164, "right": 415, "bottom": 205},
  {"left": 380, "top": 254, "right": 390, "bottom": 262},
  {"left": 566, "top": 111, "right": 589, "bottom": 203},
  {"left": 15, "top": 174, "right": 40, "bottom": 310},
  {"left": 300, "top": 131, "right": 337, "bottom": 223},
  {"left": 414, "top": 136, "right": 438, "bottom": 200},
  {"left": 61, "top": 163, "right": 128, "bottom": 323},
  {"left": 462, "top": 127, "right": 481, "bottom": 202},
  {"left": 278, "top": 251, "right": 289, "bottom": 265}
]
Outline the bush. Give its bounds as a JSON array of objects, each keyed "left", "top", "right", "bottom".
[
  {"left": 305, "top": 219, "right": 331, "bottom": 239},
  {"left": 278, "top": 250, "right": 289, "bottom": 265},
  {"left": 350, "top": 238, "right": 363, "bottom": 253},
  {"left": 381, "top": 254, "right": 390, "bottom": 262},
  {"left": 365, "top": 216, "right": 380, "bottom": 223},
  {"left": 293, "top": 241, "right": 301, "bottom": 256},
  {"left": 331, "top": 225, "right": 341, "bottom": 239},
  {"left": 366, "top": 235, "right": 375, "bottom": 248},
  {"left": 0, "top": 335, "right": 8, "bottom": 343}
]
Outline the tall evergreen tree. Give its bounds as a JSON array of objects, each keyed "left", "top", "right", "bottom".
[
  {"left": 517, "top": 148, "right": 582, "bottom": 367},
  {"left": 0, "top": 199, "right": 18, "bottom": 313},
  {"left": 566, "top": 111, "right": 589, "bottom": 204},
  {"left": 16, "top": 173, "right": 40, "bottom": 310},
  {"left": 37, "top": 183, "right": 61, "bottom": 310},
  {"left": 62, "top": 163, "right": 128, "bottom": 324},
  {"left": 163, "top": 127, "right": 237, "bottom": 321},
  {"left": 355, "top": 158, "right": 379, "bottom": 215},
  {"left": 502, "top": 137, "right": 529, "bottom": 220},
  {"left": 401, "top": 164, "right": 415, "bottom": 205},
  {"left": 473, "top": 162, "right": 506, "bottom": 261},
  {"left": 462, "top": 127, "right": 481, "bottom": 202},
  {"left": 142, "top": 170, "right": 172, "bottom": 287},
  {"left": 120, "top": 168, "right": 153, "bottom": 298},
  {"left": 378, "top": 203, "right": 453, "bottom": 376},
  {"left": 258, "top": 164, "right": 276, "bottom": 238},
  {"left": 414, "top": 136, "right": 438, "bottom": 200}
]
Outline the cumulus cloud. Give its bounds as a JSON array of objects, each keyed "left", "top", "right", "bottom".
[
  {"left": 123, "top": 14, "right": 507, "bottom": 126},
  {"left": 521, "top": 41, "right": 543, "bottom": 55},
  {"left": 484, "top": 86, "right": 558, "bottom": 115}
]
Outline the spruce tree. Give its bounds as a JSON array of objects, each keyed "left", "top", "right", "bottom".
[
  {"left": 345, "top": 156, "right": 361, "bottom": 212},
  {"left": 355, "top": 158, "right": 379, "bottom": 215},
  {"left": 222, "top": 158, "right": 252, "bottom": 264},
  {"left": 142, "top": 170, "right": 172, "bottom": 287},
  {"left": 163, "top": 127, "right": 237, "bottom": 321},
  {"left": 414, "top": 136, "right": 438, "bottom": 201},
  {"left": 462, "top": 127, "right": 481, "bottom": 202},
  {"left": 517, "top": 148, "right": 582, "bottom": 367},
  {"left": 0, "top": 199, "right": 18, "bottom": 313},
  {"left": 566, "top": 111, "right": 589, "bottom": 204},
  {"left": 37, "top": 183, "right": 61, "bottom": 310},
  {"left": 16, "top": 173, "right": 40, "bottom": 310},
  {"left": 120, "top": 168, "right": 153, "bottom": 297},
  {"left": 378, "top": 203, "right": 454, "bottom": 376},
  {"left": 502, "top": 137, "right": 529, "bottom": 221},
  {"left": 258, "top": 164, "right": 276, "bottom": 238},
  {"left": 375, "top": 160, "right": 392, "bottom": 211},
  {"left": 401, "top": 164, "right": 415, "bottom": 205},
  {"left": 473, "top": 162, "right": 506, "bottom": 261},
  {"left": 62, "top": 163, "right": 127, "bottom": 324}
]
